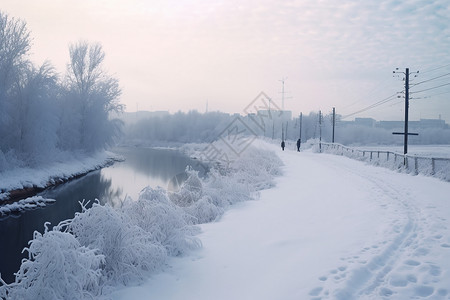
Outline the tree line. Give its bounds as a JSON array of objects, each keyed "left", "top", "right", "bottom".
[
  {"left": 0, "top": 11, "right": 123, "bottom": 171},
  {"left": 123, "top": 110, "right": 450, "bottom": 146}
]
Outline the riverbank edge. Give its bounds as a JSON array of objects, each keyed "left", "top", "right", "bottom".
[{"left": 0, "top": 151, "right": 123, "bottom": 205}]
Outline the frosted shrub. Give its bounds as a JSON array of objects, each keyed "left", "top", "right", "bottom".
[
  {"left": 176, "top": 144, "right": 283, "bottom": 224},
  {"left": 2, "top": 226, "right": 104, "bottom": 300},
  {"left": 230, "top": 147, "right": 282, "bottom": 191},
  {"left": 123, "top": 187, "right": 201, "bottom": 256},
  {"left": 183, "top": 195, "right": 224, "bottom": 224},
  {"left": 66, "top": 202, "right": 166, "bottom": 285},
  {"left": 169, "top": 169, "right": 203, "bottom": 207},
  {"left": 204, "top": 170, "right": 251, "bottom": 207}
]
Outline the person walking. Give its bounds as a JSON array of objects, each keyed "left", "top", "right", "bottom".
[
  {"left": 296, "top": 138, "right": 301, "bottom": 152},
  {"left": 281, "top": 140, "right": 285, "bottom": 151}
]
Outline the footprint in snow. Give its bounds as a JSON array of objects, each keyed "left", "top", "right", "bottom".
[
  {"left": 404, "top": 259, "right": 421, "bottom": 266},
  {"left": 437, "top": 289, "right": 448, "bottom": 296},
  {"left": 414, "top": 286, "right": 434, "bottom": 297},
  {"left": 413, "top": 247, "right": 429, "bottom": 256},
  {"left": 428, "top": 264, "right": 441, "bottom": 276},
  {"left": 440, "top": 243, "right": 450, "bottom": 248},
  {"left": 379, "top": 287, "right": 394, "bottom": 297},
  {"left": 309, "top": 287, "right": 323, "bottom": 296}
]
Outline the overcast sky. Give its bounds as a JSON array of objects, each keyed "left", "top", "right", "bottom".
[{"left": 2, "top": 0, "right": 450, "bottom": 121}]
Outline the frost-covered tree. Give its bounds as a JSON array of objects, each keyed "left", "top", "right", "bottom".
[
  {"left": 15, "top": 62, "right": 60, "bottom": 164},
  {"left": 62, "top": 41, "right": 124, "bottom": 152},
  {"left": 0, "top": 11, "right": 31, "bottom": 154}
]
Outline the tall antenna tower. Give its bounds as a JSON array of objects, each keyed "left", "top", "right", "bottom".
[{"left": 279, "top": 77, "right": 287, "bottom": 111}]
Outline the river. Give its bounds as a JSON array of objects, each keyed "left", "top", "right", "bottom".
[{"left": 0, "top": 147, "right": 205, "bottom": 284}]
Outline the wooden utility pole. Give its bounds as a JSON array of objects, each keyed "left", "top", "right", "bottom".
[
  {"left": 392, "top": 68, "right": 418, "bottom": 164},
  {"left": 299, "top": 113, "right": 302, "bottom": 140},
  {"left": 404, "top": 68, "right": 410, "bottom": 155},
  {"left": 319, "top": 110, "right": 322, "bottom": 153},
  {"left": 332, "top": 107, "right": 336, "bottom": 143}
]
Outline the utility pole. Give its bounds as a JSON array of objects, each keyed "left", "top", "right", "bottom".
[
  {"left": 299, "top": 112, "right": 302, "bottom": 141},
  {"left": 404, "top": 68, "right": 409, "bottom": 155},
  {"left": 332, "top": 107, "right": 336, "bottom": 143},
  {"left": 392, "top": 68, "right": 418, "bottom": 164},
  {"left": 280, "top": 77, "right": 287, "bottom": 111},
  {"left": 298, "top": 112, "right": 303, "bottom": 152},
  {"left": 272, "top": 121, "right": 275, "bottom": 140},
  {"left": 285, "top": 121, "right": 288, "bottom": 140},
  {"left": 319, "top": 110, "right": 322, "bottom": 153}
]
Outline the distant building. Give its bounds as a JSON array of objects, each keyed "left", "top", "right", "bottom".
[
  {"left": 255, "top": 109, "right": 292, "bottom": 121},
  {"left": 354, "top": 118, "right": 376, "bottom": 127},
  {"left": 377, "top": 121, "right": 404, "bottom": 130},
  {"left": 342, "top": 118, "right": 450, "bottom": 130}
]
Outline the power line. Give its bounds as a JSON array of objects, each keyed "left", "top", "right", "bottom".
[
  {"left": 412, "top": 82, "right": 450, "bottom": 94},
  {"left": 341, "top": 93, "right": 399, "bottom": 119},
  {"left": 425, "top": 90, "right": 450, "bottom": 98},
  {"left": 419, "top": 63, "right": 450, "bottom": 75},
  {"left": 341, "top": 77, "right": 398, "bottom": 110},
  {"left": 411, "top": 72, "right": 450, "bottom": 87}
]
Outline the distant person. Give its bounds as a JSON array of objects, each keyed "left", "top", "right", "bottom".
[
  {"left": 281, "top": 140, "right": 285, "bottom": 151},
  {"left": 296, "top": 139, "right": 301, "bottom": 152}
]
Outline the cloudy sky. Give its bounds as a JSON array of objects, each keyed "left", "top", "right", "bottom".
[{"left": 2, "top": 0, "right": 450, "bottom": 121}]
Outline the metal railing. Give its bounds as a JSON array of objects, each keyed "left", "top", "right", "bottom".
[{"left": 320, "top": 142, "right": 450, "bottom": 182}]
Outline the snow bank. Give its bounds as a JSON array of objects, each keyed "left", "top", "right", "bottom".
[
  {"left": 0, "top": 196, "right": 55, "bottom": 218},
  {"left": 0, "top": 150, "right": 121, "bottom": 202},
  {"left": 319, "top": 142, "right": 450, "bottom": 181},
  {"left": 0, "top": 142, "right": 282, "bottom": 299}
]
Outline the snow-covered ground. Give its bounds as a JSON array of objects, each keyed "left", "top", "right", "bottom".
[
  {"left": 0, "top": 151, "right": 120, "bottom": 203},
  {"left": 112, "top": 141, "right": 450, "bottom": 300}
]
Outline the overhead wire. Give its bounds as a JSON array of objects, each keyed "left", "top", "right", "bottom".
[
  {"left": 412, "top": 82, "right": 450, "bottom": 94},
  {"left": 341, "top": 92, "right": 399, "bottom": 119},
  {"left": 419, "top": 63, "right": 450, "bottom": 75},
  {"left": 341, "top": 63, "right": 450, "bottom": 120},
  {"left": 410, "top": 72, "right": 450, "bottom": 87}
]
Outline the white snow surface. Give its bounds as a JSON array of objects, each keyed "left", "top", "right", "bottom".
[
  {"left": 112, "top": 141, "right": 450, "bottom": 300},
  {"left": 0, "top": 196, "right": 56, "bottom": 217},
  {"left": 0, "top": 151, "right": 120, "bottom": 200}
]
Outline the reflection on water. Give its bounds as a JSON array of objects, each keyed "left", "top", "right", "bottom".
[{"left": 0, "top": 147, "right": 205, "bottom": 284}]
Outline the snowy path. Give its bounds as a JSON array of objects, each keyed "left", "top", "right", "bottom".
[{"left": 112, "top": 143, "right": 450, "bottom": 300}]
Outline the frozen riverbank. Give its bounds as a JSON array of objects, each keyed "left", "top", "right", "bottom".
[
  {"left": 0, "top": 151, "right": 120, "bottom": 207},
  {"left": 0, "top": 142, "right": 282, "bottom": 299}
]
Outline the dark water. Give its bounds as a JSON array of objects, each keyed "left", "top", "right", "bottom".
[{"left": 0, "top": 147, "right": 205, "bottom": 284}]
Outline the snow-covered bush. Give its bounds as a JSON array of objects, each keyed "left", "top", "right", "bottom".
[
  {"left": 0, "top": 225, "right": 104, "bottom": 300},
  {"left": 66, "top": 202, "right": 166, "bottom": 285},
  {"left": 169, "top": 169, "right": 203, "bottom": 207},
  {"left": 123, "top": 187, "right": 201, "bottom": 256},
  {"left": 182, "top": 195, "right": 224, "bottom": 224},
  {"left": 173, "top": 144, "right": 283, "bottom": 224}
]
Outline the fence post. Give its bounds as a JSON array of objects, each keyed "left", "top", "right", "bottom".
[
  {"left": 431, "top": 158, "right": 435, "bottom": 175},
  {"left": 414, "top": 157, "right": 418, "bottom": 175},
  {"left": 387, "top": 152, "right": 389, "bottom": 161},
  {"left": 377, "top": 151, "right": 380, "bottom": 159},
  {"left": 370, "top": 151, "right": 373, "bottom": 160}
]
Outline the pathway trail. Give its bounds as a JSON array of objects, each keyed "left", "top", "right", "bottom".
[
  {"left": 112, "top": 143, "right": 450, "bottom": 300},
  {"left": 307, "top": 151, "right": 450, "bottom": 299}
]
